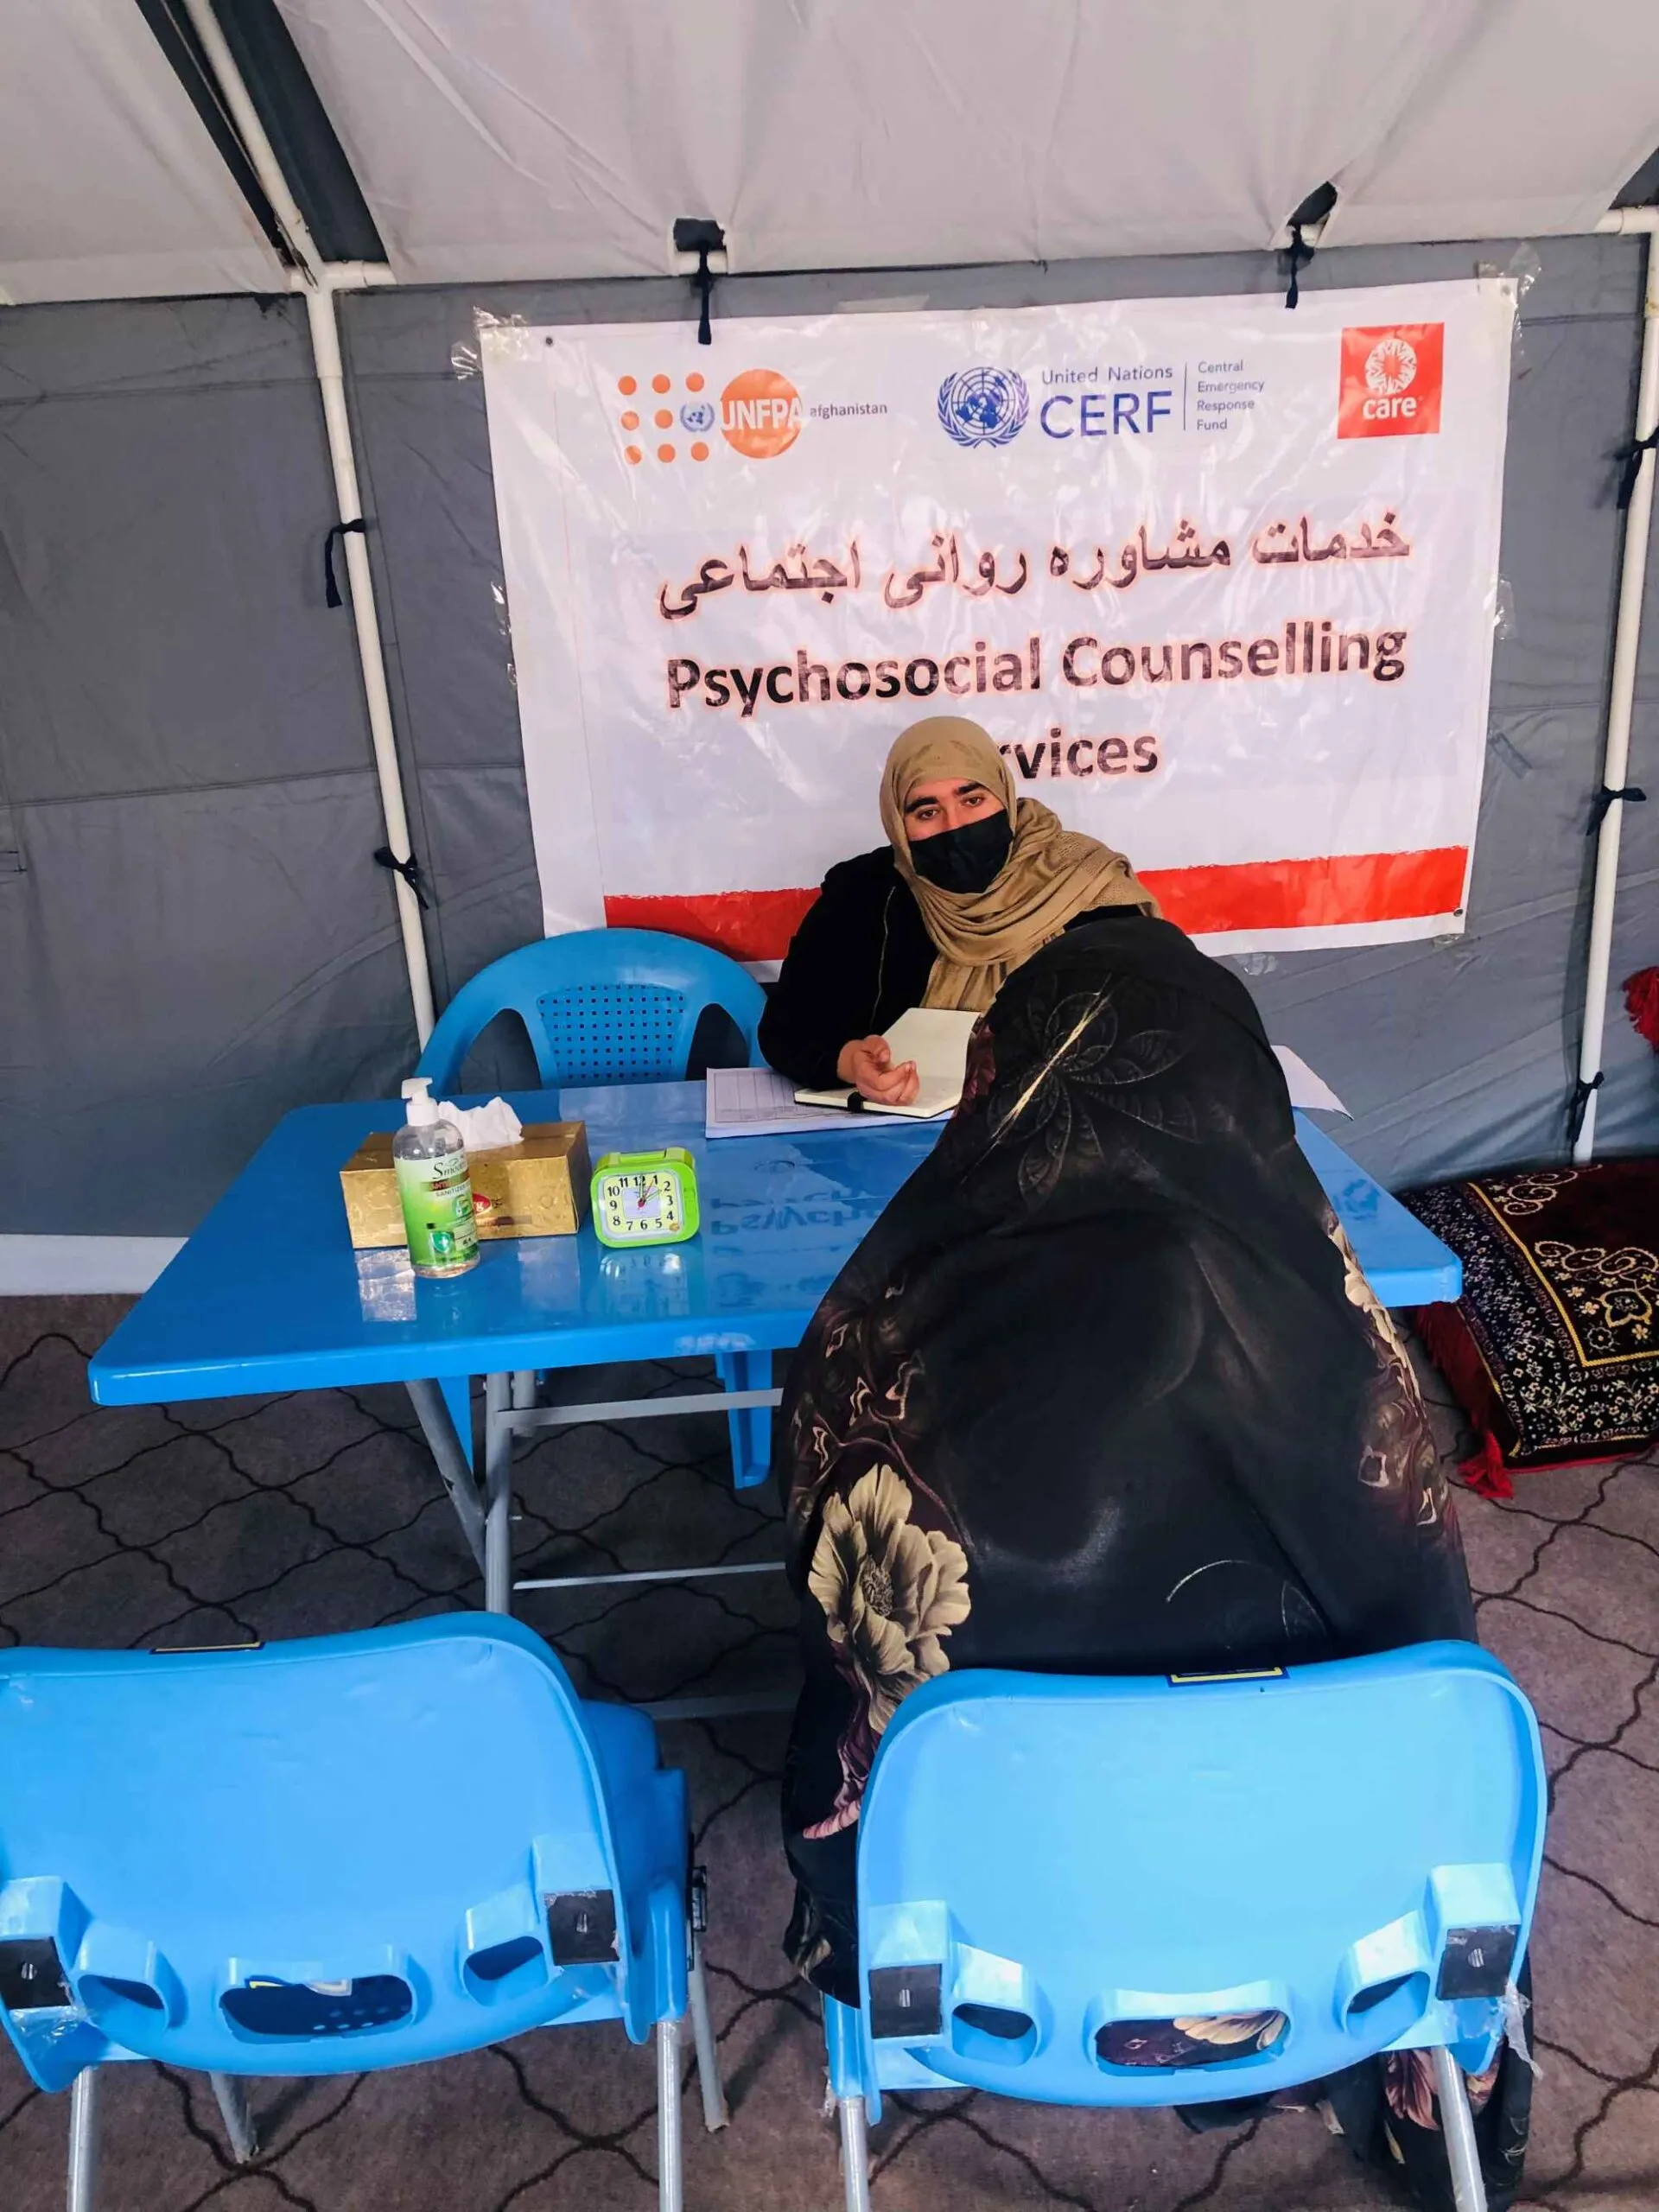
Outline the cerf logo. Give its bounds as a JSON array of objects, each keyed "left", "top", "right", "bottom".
[
  {"left": 721, "top": 369, "right": 803, "bottom": 459},
  {"left": 1338, "top": 323, "right": 1444, "bottom": 439}
]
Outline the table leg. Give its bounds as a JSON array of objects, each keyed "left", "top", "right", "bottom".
[
  {"left": 438, "top": 1375, "right": 474, "bottom": 1469},
  {"left": 404, "top": 1378, "right": 486, "bottom": 1573},
  {"left": 483, "top": 1371, "right": 514, "bottom": 1614},
  {"left": 714, "top": 1351, "right": 772, "bottom": 1491}
]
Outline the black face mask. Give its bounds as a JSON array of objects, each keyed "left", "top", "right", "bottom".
[{"left": 908, "top": 810, "right": 1014, "bottom": 894}]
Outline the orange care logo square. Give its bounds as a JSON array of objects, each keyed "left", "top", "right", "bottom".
[{"left": 1338, "top": 324, "right": 1444, "bottom": 439}]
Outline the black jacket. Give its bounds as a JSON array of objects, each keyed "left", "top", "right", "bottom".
[
  {"left": 758, "top": 846, "right": 1148, "bottom": 1088},
  {"left": 759, "top": 849, "right": 934, "bottom": 1088}
]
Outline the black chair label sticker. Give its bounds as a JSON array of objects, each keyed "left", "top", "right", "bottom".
[
  {"left": 545, "top": 1891, "right": 619, "bottom": 1966},
  {"left": 0, "top": 1940, "right": 72, "bottom": 2012},
  {"left": 1436, "top": 1924, "right": 1519, "bottom": 2001},
  {"left": 869, "top": 1963, "right": 943, "bottom": 2040}
]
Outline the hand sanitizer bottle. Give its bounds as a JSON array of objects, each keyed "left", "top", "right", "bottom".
[{"left": 393, "top": 1077, "right": 480, "bottom": 1278}]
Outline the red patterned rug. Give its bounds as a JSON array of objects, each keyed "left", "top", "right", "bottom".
[{"left": 1401, "top": 1160, "right": 1659, "bottom": 1491}]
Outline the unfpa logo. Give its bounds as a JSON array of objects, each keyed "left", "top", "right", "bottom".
[
  {"left": 615, "top": 371, "right": 713, "bottom": 465},
  {"left": 1338, "top": 323, "right": 1444, "bottom": 439},
  {"left": 721, "top": 369, "right": 803, "bottom": 459},
  {"left": 938, "top": 366, "right": 1029, "bottom": 448}
]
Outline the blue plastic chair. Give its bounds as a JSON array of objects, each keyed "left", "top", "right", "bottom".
[
  {"left": 416, "top": 927, "right": 766, "bottom": 1096},
  {"left": 410, "top": 929, "right": 773, "bottom": 1516},
  {"left": 0, "top": 1618, "right": 726, "bottom": 2210},
  {"left": 823, "top": 1643, "right": 1545, "bottom": 2212}
]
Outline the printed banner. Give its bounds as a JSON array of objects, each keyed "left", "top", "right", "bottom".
[{"left": 481, "top": 281, "right": 1513, "bottom": 961}]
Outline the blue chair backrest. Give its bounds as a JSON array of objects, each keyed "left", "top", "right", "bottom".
[
  {"left": 0, "top": 1617, "right": 659, "bottom": 2090},
  {"left": 416, "top": 928, "right": 767, "bottom": 1094},
  {"left": 850, "top": 1643, "right": 1545, "bottom": 2109}
]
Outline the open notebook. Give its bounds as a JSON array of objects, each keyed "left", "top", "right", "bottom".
[
  {"left": 706, "top": 1027, "right": 1345, "bottom": 1140},
  {"left": 796, "top": 1006, "right": 980, "bottom": 1121}
]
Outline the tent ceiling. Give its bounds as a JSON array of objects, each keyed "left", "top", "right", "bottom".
[
  {"left": 0, "top": 0, "right": 286, "bottom": 306},
  {"left": 0, "top": 1, "right": 1656, "bottom": 306},
  {"left": 272, "top": 0, "right": 1659, "bottom": 283},
  {"left": 1324, "top": 0, "right": 1659, "bottom": 247}
]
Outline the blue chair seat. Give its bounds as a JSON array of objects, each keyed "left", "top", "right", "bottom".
[
  {"left": 824, "top": 1642, "right": 1545, "bottom": 2212},
  {"left": 0, "top": 1618, "right": 726, "bottom": 2205}
]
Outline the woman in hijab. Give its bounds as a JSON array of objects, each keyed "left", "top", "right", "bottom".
[
  {"left": 757, "top": 715, "right": 1158, "bottom": 1104},
  {"left": 779, "top": 912, "right": 1531, "bottom": 2209}
]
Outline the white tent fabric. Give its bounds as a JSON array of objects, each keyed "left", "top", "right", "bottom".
[
  {"left": 271, "top": 0, "right": 1659, "bottom": 285},
  {"left": 2, "top": 2, "right": 1656, "bottom": 304},
  {"left": 1325, "top": 0, "right": 1659, "bottom": 247},
  {"left": 0, "top": 0, "right": 286, "bottom": 305}
]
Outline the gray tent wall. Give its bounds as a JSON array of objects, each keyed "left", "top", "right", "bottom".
[{"left": 0, "top": 232, "right": 1655, "bottom": 1236}]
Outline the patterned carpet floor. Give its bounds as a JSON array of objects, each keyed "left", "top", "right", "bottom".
[{"left": 0, "top": 1293, "right": 1656, "bottom": 2212}]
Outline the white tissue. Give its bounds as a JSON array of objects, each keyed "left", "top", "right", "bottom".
[{"left": 435, "top": 1096, "right": 524, "bottom": 1152}]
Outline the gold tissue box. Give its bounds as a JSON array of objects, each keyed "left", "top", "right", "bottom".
[{"left": 340, "top": 1122, "right": 591, "bottom": 1248}]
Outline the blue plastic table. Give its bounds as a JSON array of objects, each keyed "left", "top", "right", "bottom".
[{"left": 90, "top": 1084, "right": 1458, "bottom": 1630}]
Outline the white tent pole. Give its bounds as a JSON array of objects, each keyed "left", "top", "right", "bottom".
[
  {"left": 178, "top": 0, "right": 320, "bottom": 277},
  {"left": 178, "top": 0, "right": 435, "bottom": 1045},
  {"left": 301, "top": 271, "right": 435, "bottom": 1043},
  {"left": 1574, "top": 207, "right": 1659, "bottom": 1160}
]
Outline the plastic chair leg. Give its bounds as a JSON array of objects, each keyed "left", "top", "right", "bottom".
[
  {"left": 1430, "top": 2044, "right": 1489, "bottom": 2212},
  {"left": 657, "top": 2012, "right": 685, "bottom": 2212},
  {"left": 715, "top": 1351, "right": 772, "bottom": 1491},
  {"left": 66, "top": 2069, "right": 99, "bottom": 2212},
  {"left": 210, "top": 2073, "right": 257, "bottom": 2163},
  {"left": 838, "top": 2094, "right": 873, "bottom": 2212},
  {"left": 688, "top": 1934, "right": 728, "bottom": 2131}
]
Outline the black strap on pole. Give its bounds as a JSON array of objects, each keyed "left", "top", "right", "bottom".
[
  {"left": 1586, "top": 784, "right": 1647, "bottom": 834},
  {"left": 692, "top": 249, "right": 716, "bottom": 346},
  {"left": 1615, "top": 428, "right": 1659, "bottom": 510},
  {"left": 324, "top": 518, "right": 368, "bottom": 608},
  {"left": 672, "top": 219, "right": 726, "bottom": 347},
  {"left": 1284, "top": 220, "right": 1313, "bottom": 311},
  {"left": 1567, "top": 1070, "right": 1604, "bottom": 1144},
  {"left": 373, "top": 845, "right": 429, "bottom": 909}
]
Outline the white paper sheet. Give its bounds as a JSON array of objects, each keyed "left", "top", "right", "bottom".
[
  {"left": 705, "top": 1065, "right": 891, "bottom": 1140},
  {"left": 1273, "top": 1045, "right": 1351, "bottom": 1116}
]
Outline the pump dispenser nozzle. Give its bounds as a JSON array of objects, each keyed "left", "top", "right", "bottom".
[{"left": 401, "top": 1076, "right": 437, "bottom": 1127}]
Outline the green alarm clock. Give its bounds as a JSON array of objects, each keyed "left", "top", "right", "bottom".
[{"left": 591, "top": 1147, "right": 701, "bottom": 1248}]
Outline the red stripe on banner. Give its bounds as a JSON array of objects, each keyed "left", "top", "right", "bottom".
[
  {"left": 604, "top": 887, "right": 820, "bottom": 959},
  {"left": 605, "top": 848, "right": 1468, "bottom": 963},
  {"left": 1141, "top": 847, "right": 1469, "bottom": 935}
]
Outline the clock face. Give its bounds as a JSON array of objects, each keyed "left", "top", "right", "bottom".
[{"left": 598, "top": 1166, "right": 684, "bottom": 1242}]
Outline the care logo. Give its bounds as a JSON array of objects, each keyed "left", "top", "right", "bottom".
[
  {"left": 721, "top": 369, "right": 803, "bottom": 459},
  {"left": 938, "top": 365, "right": 1029, "bottom": 448},
  {"left": 1338, "top": 323, "right": 1444, "bottom": 439}
]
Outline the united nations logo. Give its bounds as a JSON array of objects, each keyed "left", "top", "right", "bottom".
[
  {"left": 679, "top": 397, "right": 716, "bottom": 433},
  {"left": 937, "top": 366, "right": 1029, "bottom": 448}
]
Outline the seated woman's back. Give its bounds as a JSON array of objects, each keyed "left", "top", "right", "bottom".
[{"left": 781, "top": 913, "right": 1473, "bottom": 1969}]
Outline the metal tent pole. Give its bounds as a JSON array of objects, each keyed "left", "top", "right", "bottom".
[
  {"left": 178, "top": 0, "right": 435, "bottom": 1046},
  {"left": 1574, "top": 207, "right": 1659, "bottom": 1160}
]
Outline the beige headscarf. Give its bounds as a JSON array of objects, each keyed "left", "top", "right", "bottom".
[{"left": 880, "top": 716, "right": 1160, "bottom": 1012}]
